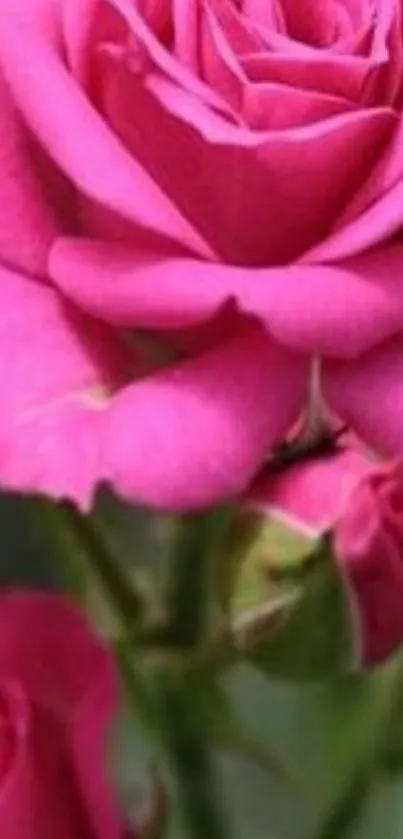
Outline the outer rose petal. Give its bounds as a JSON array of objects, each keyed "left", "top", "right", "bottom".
[
  {"left": 0, "top": 400, "right": 106, "bottom": 510},
  {"left": 51, "top": 238, "right": 403, "bottom": 358},
  {"left": 101, "top": 323, "right": 309, "bottom": 509},
  {"left": 0, "top": 264, "right": 132, "bottom": 508},
  {"left": 0, "top": 266, "right": 307, "bottom": 509},
  {"left": 0, "top": 593, "right": 125, "bottom": 839},
  {"left": 0, "top": 71, "right": 63, "bottom": 277},
  {"left": 0, "top": 268, "right": 128, "bottom": 509},
  {"left": 323, "top": 334, "right": 403, "bottom": 457},
  {"left": 306, "top": 11, "right": 403, "bottom": 264},
  {"left": 0, "top": 0, "right": 213, "bottom": 260},
  {"left": 0, "top": 593, "right": 114, "bottom": 716},
  {"left": 0, "top": 266, "right": 132, "bottom": 421}
]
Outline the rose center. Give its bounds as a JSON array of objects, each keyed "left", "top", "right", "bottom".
[
  {"left": 268, "top": 0, "right": 368, "bottom": 48},
  {"left": 134, "top": 0, "right": 370, "bottom": 52},
  {"left": 136, "top": 0, "right": 174, "bottom": 50}
]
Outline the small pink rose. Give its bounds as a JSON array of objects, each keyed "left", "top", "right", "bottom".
[
  {"left": 0, "top": 592, "right": 128, "bottom": 838},
  {"left": 250, "top": 442, "right": 403, "bottom": 665},
  {"left": 1, "top": 1, "right": 403, "bottom": 510}
]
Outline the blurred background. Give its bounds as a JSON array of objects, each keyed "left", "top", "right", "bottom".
[{"left": 3, "top": 490, "right": 403, "bottom": 839}]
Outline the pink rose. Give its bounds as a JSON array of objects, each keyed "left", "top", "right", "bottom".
[
  {"left": 1, "top": 1, "right": 403, "bottom": 509},
  {"left": 250, "top": 443, "right": 403, "bottom": 666},
  {"left": 0, "top": 592, "right": 127, "bottom": 838}
]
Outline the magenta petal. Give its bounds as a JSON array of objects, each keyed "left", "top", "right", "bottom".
[
  {"left": 0, "top": 266, "right": 131, "bottom": 508},
  {"left": 336, "top": 470, "right": 403, "bottom": 666},
  {"left": 308, "top": 117, "right": 403, "bottom": 263},
  {"left": 101, "top": 323, "right": 308, "bottom": 509},
  {"left": 323, "top": 335, "right": 403, "bottom": 458},
  {"left": 0, "top": 265, "right": 306, "bottom": 510},
  {"left": 0, "top": 399, "right": 105, "bottom": 511},
  {"left": 0, "top": 593, "right": 116, "bottom": 721},
  {"left": 0, "top": 593, "right": 124, "bottom": 839},
  {"left": 0, "top": 0, "right": 213, "bottom": 259},
  {"left": 249, "top": 445, "right": 373, "bottom": 536},
  {"left": 0, "top": 71, "right": 62, "bottom": 277},
  {"left": 51, "top": 238, "right": 403, "bottom": 358},
  {"left": 97, "top": 49, "right": 392, "bottom": 264}
]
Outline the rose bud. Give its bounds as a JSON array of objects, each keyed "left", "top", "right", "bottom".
[{"left": 248, "top": 440, "right": 403, "bottom": 667}]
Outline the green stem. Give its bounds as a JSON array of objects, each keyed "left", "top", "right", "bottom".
[
  {"left": 171, "top": 738, "right": 224, "bottom": 839},
  {"left": 163, "top": 510, "right": 230, "bottom": 646},
  {"left": 315, "top": 661, "right": 403, "bottom": 839},
  {"left": 160, "top": 672, "right": 226, "bottom": 839},
  {"left": 316, "top": 773, "right": 371, "bottom": 839},
  {"left": 156, "top": 511, "right": 229, "bottom": 839},
  {"left": 49, "top": 502, "right": 230, "bottom": 839},
  {"left": 62, "top": 502, "right": 143, "bottom": 629}
]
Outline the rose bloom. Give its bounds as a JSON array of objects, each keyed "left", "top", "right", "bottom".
[
  {"left": 0, "top": 592, "right": 128, "bottom": 838},
  {"left": 1, "top": 0, "right": 403, "bottom": 510},
  {"left": 250, "top": 442, "right": 403, "bottom": 666}
]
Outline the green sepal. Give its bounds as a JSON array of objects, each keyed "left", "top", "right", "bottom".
[{"left": 229, "top": 519, "right": 359, "bottom": 681}]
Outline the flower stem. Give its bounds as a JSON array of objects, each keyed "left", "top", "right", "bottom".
[
  {"left": 61, "top": 502, "right": 144, "bottom": 629},
  {"left": 315, "top": 660, "right": 403, "bottom": 839},
  {"left": 163, "top": 510, "right": 229, "bottom": 645},
  {"left": 63, "top": 504, "right": 231, "bottom": 839},
  {"left": 149, "top": 657, "right": 225, "bottom": 839},
  {"left": 155, "top": 511, "right": 229, "bottom": 839}
]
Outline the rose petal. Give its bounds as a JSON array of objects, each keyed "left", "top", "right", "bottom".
[
  {"left": 108, "top": 0, "right": 236, "bottom": 116},
  {"left": 248, "top": 444, "right": 374, "bottom": 536},
  {"left": 0, "top": 0, "right": 214, "bottom": 259},
  {"left": 0, "top": 267, "right": 131, "bottom": 421},
  {"left": 0, "top": 266, "right": 131, "bottom": 507},
  {"left": 242, "top": 0, "right": 286, "bottom": 31},
  {"left": 0, "top": 266, "right": 307, "bottom": 509},
  {"left": 241, "top": 22, "right": 387, "bottom": 103},
  {"left": 308, "top": 96, "right": 403, "bottom": 264},
  {"left": 205, "top": 0, "right": 264, "bottom": 57},
  {"left": 306, "top": 180, "right": 403, "bottom": 263},
  {"left": 0, "top": 593, "right": 115, "bottom": 726},
  {"left": 199, "top": 0, "right": 356, "bottom": 129},
  {"left": 0, "top": 399, "right": 106, "bottom": 511},
  {"left": 0, "top": 70, "right": 64, "bottom": 277},
  {"left": 324, "top": 334, "right": 403, "bottom": 457},
  {"left": 51, "top": 238, "right": 403, "bottom": 358},
  {"left": 98, "top": 48, "right": 393, "bottom": 263},
  {"left": 101, "top": 322, "right": 308, "bottom": 509},
  {"left": 0, "top": 593, "right": 124, "bottom": 839},
  {"left": 163, "top": 0, "right": 198, "bottom": 76}
]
